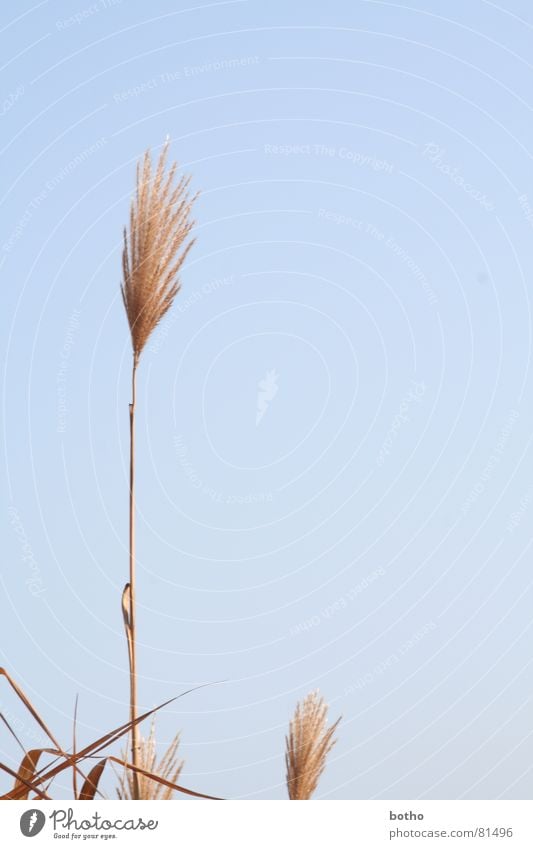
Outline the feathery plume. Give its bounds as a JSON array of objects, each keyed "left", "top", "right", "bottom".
[
  {"left": 285, "top": 691, "right": 340, "bottom": 800},
  {"left": 121, "top": 141, "right": 197, "bottom": 361},
  {"left": 117, "top": 720, "right": 184, "bottom": 800}
]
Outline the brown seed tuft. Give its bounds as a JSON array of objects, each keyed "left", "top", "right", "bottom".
[
  {"left": 285, "top": 691, "right": 340, "bottom": 800},
  {"left": 116, "top": 720, "right": 184, "bottom": 800},
  {"left": 121, "top": 141, "right": 197, "bottom": 361}
]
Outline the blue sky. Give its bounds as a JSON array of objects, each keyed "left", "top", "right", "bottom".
[{"left": 1, "top": 0, "right": 533, "bottom": 799}]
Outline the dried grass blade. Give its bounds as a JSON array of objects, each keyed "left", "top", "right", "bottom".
[
  {"left": 0, "top": 761, "right": 51, "bottom": 800},
  {"left": 0, "top": 667, "right": 61, "bottom": 749},
  {"left": 79, "top": 759, "right": 107, "bottom": 800},
  {"left": 106, "top": 756, "right": 221, "bottom": 800},
  {"left": 121, "top": 583, "right": 133, "bottom": 669},
  {"left": 72, "top": 695, "right": 79, "bottom": 800},
  {"left": 5, "top": 696, "right": 179, "bottom": 799},
  {"left": 0, "top": 712, "right": 27, "bottom": 754},
  {"left": 12, "top": 748, "right": 50, "bottom": 799}
]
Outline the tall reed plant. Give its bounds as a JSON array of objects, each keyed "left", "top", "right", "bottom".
[{"left": 120, "top": 142, "right": 197, "bottom": 798}]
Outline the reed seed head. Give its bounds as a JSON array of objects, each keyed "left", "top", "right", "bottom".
[
  {"left": 285, "top": 690, "right": 340, "bottom": 800},
  {"left": 116, "top": 720, "right": 184, "bottom": 800},
  {"left": 121, "top": 141, "right": 197, "bottom": 362}
]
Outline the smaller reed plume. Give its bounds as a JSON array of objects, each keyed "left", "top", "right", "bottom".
[
  {"left": 116, "top": 720, "right": 184, "bottom": 800},
  {"left": 285, "top": 691, "right": 340, "bottom": 800}
]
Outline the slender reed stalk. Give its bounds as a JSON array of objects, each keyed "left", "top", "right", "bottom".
[
  {"left": 121, "top": 141, "right": 197, "bottom": 798},
  {"left": 128, "top": 359, "right": 138, "bottom": 798},
  {"left": 285, "top": 691, "right": 340, "bottom": 800}
]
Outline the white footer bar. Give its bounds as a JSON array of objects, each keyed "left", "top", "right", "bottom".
[{"left": 2, "top": 800, "right": 532, "bottom": 848}]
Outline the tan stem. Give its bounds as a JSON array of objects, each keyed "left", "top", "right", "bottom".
[{"left": 129, "top": 356, "right": 140, "bottom": 800}]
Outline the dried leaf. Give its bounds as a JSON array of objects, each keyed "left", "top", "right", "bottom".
[{"left": 79, "top": 759, "right": 107, "bottom": 800}]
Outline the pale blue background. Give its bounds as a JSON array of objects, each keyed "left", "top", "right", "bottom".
[{"left": 1, "top": 0, "right": 533, "bottom": 799}]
